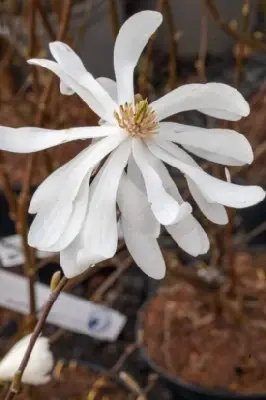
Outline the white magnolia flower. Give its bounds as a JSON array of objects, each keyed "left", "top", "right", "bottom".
[
  {"left": 0, "top": 11, "right": 264, "bottom": 279},
  {"left": 0, "top": 335, "right": 53, "bottom": 385}
]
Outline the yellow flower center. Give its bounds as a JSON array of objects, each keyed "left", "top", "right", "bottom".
[{"left": 114, "top": 94, "right": 159, "bottom": 139}]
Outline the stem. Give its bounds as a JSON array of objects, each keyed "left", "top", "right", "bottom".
[
  {"left": 195, "top": 0, "right": 208, "bottom": 83},
  {"left": 164, "top": 0, "right": 177, "bottom": 90},
  {"left": 4, "top": 277, "right": 68, "bottom": 400},
  {"left": 17, "top": 155, "right": 37, "bottom": 328},
  {"left": 204, "top": 0, "right": 266, "bottom": 52},
  {"left": 109, "top": 0, "right": 120, "bottom": 40},
  {"left": 27, "top": 0, "right": 39, "bottom": 94}
]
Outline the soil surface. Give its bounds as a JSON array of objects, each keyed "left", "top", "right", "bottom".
[
  {"left": 0, "top": 363, "right": 131, "bottom": 400},
  {"left": 142, "top": 252, "right": 266, "bottom": 394}
]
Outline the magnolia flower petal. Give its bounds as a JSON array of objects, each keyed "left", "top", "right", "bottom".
[
  {"left": 114, "top": 11, "right": 162, "bottom": 104},
  {"left": 138, "top": 144, "right": 192, "bottom": 223},
  {"left": 150, "top": 137, "right": 227, "bottom": 225},
  {"left": 60, "top": 81, "right": 74, "bottom": 95},
  {"left": 132, "top": 139, "right": 179, "bottom": 225},
  {"left": 148, "top": 140, "right": 265, "bottom": 209},
  {"left": 79, "top": 139, "right": 131, "bottom": 264},
  {"left": 0, "top": 335, "right": 53, "bottom": 385},
  {"left": 49, "top": 42, "right": 117, "bottom": 122},
  {"left": 29, "top": 133, "right": 126, "bottom": 214},
  {"left": 187, "top": 178, "right": 228, "bottom": 225},
  {"left": 28, "top": 201, "right": 73, "bottom": 248},
  {"left": 127, "top": 154, "right": 146, "bottom": 190},
  {"left": 151, "top": 83, "right": 250, "bottom": 121},
  {"left": 40, "top": 172, "right": 92, "bottom": 252},
  {"left": 166, "top": 214, "right": 209, "bottom": 256},
  {"left": 117, "top": 172, "right": 160, "bottom": 237},
  {"left": 159, "top": 122, "right": 253, "bottom": 166},
  {"left": 121, "top": 217, "right": 165, "bottom": 279},
  {"left": 225, "top": 167, "right": 231, "bottom": 182},
  {"left": 28, "top": 59, "right": 109, "bottom": 122},
  {"left": 60, "top": 234, "right": 86, "bottom": 278},
  {"left": 0, "top": 125, "right": 119, "bottom": 154},
  {"left": 96, "top": 77, "right": 118, "bottom": 102}
]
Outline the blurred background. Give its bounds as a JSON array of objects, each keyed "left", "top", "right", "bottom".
[{"left": 1, "top": 1, "right": 266, "bottom": 399}]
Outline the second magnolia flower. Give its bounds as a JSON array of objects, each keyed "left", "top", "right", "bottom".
[{"left": 0, "top": 11, "right": 264, "bottom": 279}]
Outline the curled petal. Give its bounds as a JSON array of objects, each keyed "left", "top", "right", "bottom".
[
  {"left": 121, "top": 217, "right": 165, "bottom": 279},
  {"left": 159, "top": 122, "right": 253, "bottom": 166},
  {"left": 114, "top": 11, "right": 162, "bottom": 104},
  {"left": 151, "top": 83, "right": 250, "bottom": 121},
  {"left": 117, "top": 172, "right": 160, "bottom": 237},
  {"left": 166, "top": 215, "right": 209, "bottom": 256},
  {"left": 132, "top": 139, "right": 180, "bottom": 225},
  {"left": 78, "top": 139, "right": 131, "bottom": 266},
  {"left": 148, "top": 140, "right": 265, "bottom": 209}
]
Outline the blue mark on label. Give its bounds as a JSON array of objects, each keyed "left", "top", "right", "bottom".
[{"left": 87, "top": 309, "right": 111, "bottom": 333}]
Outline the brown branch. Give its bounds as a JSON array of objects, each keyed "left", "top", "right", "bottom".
[
  {"left": 17, "top": 155, "right": 37, "bottom": 328},
  {"left": 37, "top": 1, "right": 56, "bottom": 41},
  {"left": 195, "top": 0, "right": 208, "bottom": 83},
  {"left": 205, "top": 0, "right": 266, "bottom": 52},
  {"left": 164, "top": 0, "right": 177, "bottom": 90},
  {"left": 0, "top": 152, "right": 17, "bottom": 220},
  {"left": 109, "top": 0, "right": 120, "bottom": 40},
  {"left": 26, "top": 0, "right": 39, "bottom": 94},
  {"left": 4, "top": 277, "right": 68, "bottom": 400},
  {"left": 91, "top": 253, "right": 132, "bottom": 302},
  {"left": 234, "top": 0, "right": 251, "bottom": 87}
]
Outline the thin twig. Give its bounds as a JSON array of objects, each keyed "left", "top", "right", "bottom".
[
  {"left": 4, "top": 277, "right": 68, "bottom": 400},
  {"left": 27, "top": 0, "right": 39, "bottom": 94},
  {"left": 195, "top": 0, "right": 208, "bottom": 83},
  {"left": 37, "top": 1, "right": 56, "bottom": 41},
  {"left": 164, "top": 0, "right": 177, "bottom": 90},
  {"left": 109, "top": 0, "right": 120, "bottom": 40},
  {"left": 0, "top": 152, "right": 17, "bottom": 220},
  {"left": 205, "top": 0, "right": 266, "bottom": 52},
  {"left": 91, "top": 253, "right": 132, "bottom": 302}
]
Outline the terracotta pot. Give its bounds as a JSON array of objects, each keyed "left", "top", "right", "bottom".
[
  {"left": 137, "top": 295, "right": 266, "bottom": 400},
  {"left": 131, "top": 0, "right": 258, "bottom": 58}
]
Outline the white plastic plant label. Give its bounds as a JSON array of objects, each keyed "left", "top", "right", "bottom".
[
  {"left": 0, "top": 269, "right": 126, "bottom": 341},
  {"left": 0, "top": 234, "right": 56, "bottom": 267}
]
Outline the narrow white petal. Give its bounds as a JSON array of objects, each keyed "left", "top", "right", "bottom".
[
  {"left": 0, "top": 126, "right": 119, "bottom": 154},
  {"left": 28, "top": 59, "right": 111, "bottom": 123},
  {"left": 29, "top": 133, "right": 126, "bottom": 214},
  {"left": 148, "top": 141, "right": 265, "bottom": 209},
  {"left": 140, "top": 147, "right": 193, "bottom": 223},
  {"left": 117, "top": 172, "right": 160, "bottom": 237},
  {"left": 127, "top": 154, "right": 146, "bottom": 190},
  {"left": 187, "top": 178, "right": 228, "bottom": 225},
  {"left": 96, "top": 77, "right": 117, "bottom": 102},
  {"left": 121, "top": 217, "right": 165, "bottom": 279},
  {"left": 60, "top": 81, "right": 74, "bottom": 95},
  {"left": 28, "top": 201, "right": 73, "bottom": 248},
  {"left": 132, "top": 139, "right": 179, "bottom": 225},
  {"left": 49, "top": 42, "right": 117, "bottom": 122},
  {"left": 60, "top": 234, "right": 86, "bottom": 278},
  {"left": 166, "top": 215, "right": 209, "bottom": 256},
  {"left": 151, "top": 83, "right": 250, "bottom": 121},
  {"left": 41, "top": 172, "right": 91, "bottom": 252},
  {"left": 159, "top": 122, "right": 253, "bottom": 166},
  {"left": 114, "top": 11, "right": 162, "bottom": 104},
  {"left": 79, "top": 139, "right": 131, "bottom": 264}
]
